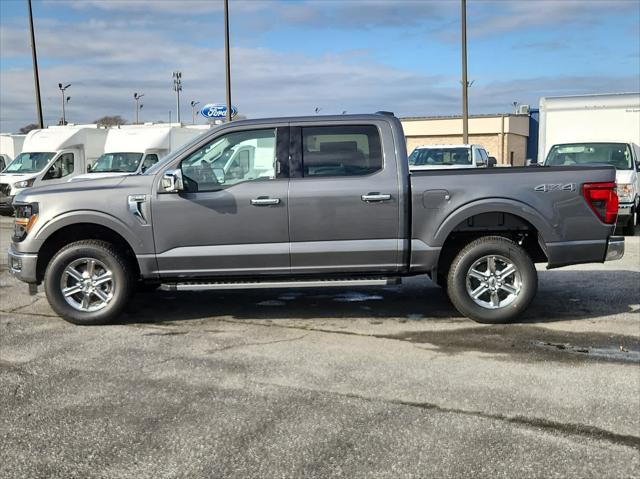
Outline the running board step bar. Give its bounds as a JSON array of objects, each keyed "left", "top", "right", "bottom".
[{"left": 160, "top": 277, "right": 401, "bottom": 292}]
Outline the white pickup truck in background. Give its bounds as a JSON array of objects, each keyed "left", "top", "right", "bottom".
[{"left": 408, "top": 144, "right": 496, "bottom": 170}]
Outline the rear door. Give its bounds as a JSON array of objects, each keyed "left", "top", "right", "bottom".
[{"left": 287, "top": 121, "right": 401, "bottom": 274}]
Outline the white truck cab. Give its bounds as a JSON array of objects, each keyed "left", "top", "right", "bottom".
[
  {"left": 408, "top": 144, "right": 494, "bottom": 170},
  {"left": 72, "top": 125, "right": 206, "bottom": 181},
  {"left": 0, "top": 125, "right": 107, "bottom": 214}
]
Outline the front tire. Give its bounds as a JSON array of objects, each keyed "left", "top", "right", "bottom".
[
  {"left": 44, "top": 240, "right": 134, "bottom": 325},
  {"left": 446, "top": 236, "right": 537, "bottom": 324},
  {"left": 622, "top": 210, "right": 637, "bottom": 236}
]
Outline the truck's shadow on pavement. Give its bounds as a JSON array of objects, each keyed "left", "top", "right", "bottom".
[{"left": 121, "top": 270, "right": 640, "bottom": 325}]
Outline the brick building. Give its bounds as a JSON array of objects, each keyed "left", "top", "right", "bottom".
[{"left": 401, "top": 114, "right": 530, "bottom": 166}]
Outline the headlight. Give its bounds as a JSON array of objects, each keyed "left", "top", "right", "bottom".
[
  {"left": 13, "top": 203, "right": 39, "bottom": 242},
  {"left": 14, "top": 178, "right": 35, "bottom": 189},
  {"left": 617, "top": 183, "right": 636, "bottom": 202}
]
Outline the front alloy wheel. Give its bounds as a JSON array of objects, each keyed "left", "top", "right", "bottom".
[{"left": 60, "top": 258, "right": 114, "bottom": 312}]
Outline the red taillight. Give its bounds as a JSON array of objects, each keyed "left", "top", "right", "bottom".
[{"left": 582, "top": 182, "right": 619, "bottom": 225}]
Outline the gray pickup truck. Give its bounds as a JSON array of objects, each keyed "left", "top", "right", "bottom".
[{"left": 8, "top": 113, "right": 624, "bottom": 325}]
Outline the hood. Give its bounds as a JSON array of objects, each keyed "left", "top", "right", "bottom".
[
  {"left": 14, "top": 175, "right": 130, "bottom": 204},
  {"left": 70, "top": 172, "right": 134, "bottom": 182},
  {"left": 0, "top": 173, "right": 35, "bottom": 182}
]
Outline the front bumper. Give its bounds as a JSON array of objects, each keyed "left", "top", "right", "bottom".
[
  {"left": 605, "top": 236, "right": 625, "bottom": 262},
  {"left": 7, "top": 247, "right": 38, "bottom": 283}
]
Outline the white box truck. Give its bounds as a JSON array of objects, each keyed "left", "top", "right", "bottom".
[
  {"left": 0, "top": 134, "right": 26, "bottom": 171},
  {"left": 0, "top": 125, "right": 107, "bottom": 214},
  {"left": 538, "top": 92, "right": 640, "bottom": 235},
  {"left": 73, "top": 125, "right": 206, "bottom": 181}
]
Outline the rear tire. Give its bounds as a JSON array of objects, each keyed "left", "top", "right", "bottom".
[
  {"left": 446, "top": 236, "right": 537, "bottom": 324},
  {"left": 44, "top": 240, "right": 135, "bottom": 325}
]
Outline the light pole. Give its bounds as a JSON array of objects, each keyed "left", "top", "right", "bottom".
[
  {"left": 134, "top": 92, "right": 144, "bottom": 124},
  {"left": 172, "top": 71, "right": 182, "bottom": 123},
  {"left": 58, "top": 83, "right": 71, "bottom": 125},
  {"left": 190, "top": 101, "right": 200, "bottom": 124},
  {"left": 224, "top": 0, "right": 232, "bottom": 122},
  {"left": 461, "top": 0, "right": 469, "bottom": 144},
  {"left": 27, "top": 0, "right": 43, "bottom": 129}
]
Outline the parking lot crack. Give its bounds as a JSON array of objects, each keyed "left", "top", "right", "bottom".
[
  {"left": 255, "top": 381, "right": 640, "bottom": 451},
  {"left": 208, "top": 333, "right": 309, "bottom": 353}
]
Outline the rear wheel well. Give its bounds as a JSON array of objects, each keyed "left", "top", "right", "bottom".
[
  {"left": 435, "top": 212, "right": 547, "bottom": 286},
  {"left": 36, "top": 223, "right": 139, "bottom": 283}
]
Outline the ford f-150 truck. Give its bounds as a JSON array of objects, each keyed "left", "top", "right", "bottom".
[{"left": 8, "top": 113, "right": 624, "bottom": 325}]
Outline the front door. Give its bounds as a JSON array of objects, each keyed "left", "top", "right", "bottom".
[
  {"left": 38, "top": 150, "right": 77, "bottom": 186},
  {"left": 287, "top": 123, "right": 401, "bottom": 274},
  {"left": 152, "top": 127, "right": 290, "bottom": 278}
]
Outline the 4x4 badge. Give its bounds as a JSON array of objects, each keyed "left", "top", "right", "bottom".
[{"left": 534, "top": 183, "right": 576, "bottom": 192}]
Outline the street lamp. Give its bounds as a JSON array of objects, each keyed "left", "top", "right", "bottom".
[
  {"left": 172, "top": 71, "right": 182, "bottom": 123},
  {"left": 190, "top": 100, "right": 200, "bottom": 125},
  {"left": 58, "top": 82, "right": 71, "bottom": 125},
  {"left": 134, "top": 92, "right": 144, "bottom": 124}
]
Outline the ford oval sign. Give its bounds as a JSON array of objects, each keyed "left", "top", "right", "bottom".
[{"left": 200, "top": 104, "right": 237, "bottom": 119}]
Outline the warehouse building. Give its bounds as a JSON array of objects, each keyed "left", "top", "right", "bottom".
[{"left": 400, "top": 114, "right": 530, "bottom": 166}]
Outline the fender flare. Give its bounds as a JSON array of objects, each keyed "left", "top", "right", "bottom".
[
  {"left": 33, "top": 210, "right": 145, "bottom": 254},
  {"left": 432, "top": 198, "right": 556, "bottom": 246}
]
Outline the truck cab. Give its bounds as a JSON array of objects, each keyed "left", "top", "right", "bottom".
[
  {"left": 73, "top": 125, "right": 206, "bottom": 181},
  {"left": 0, "top": 126, "right": 107, "bottom": 215}
]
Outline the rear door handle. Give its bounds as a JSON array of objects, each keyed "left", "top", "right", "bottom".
[
  {"left": 361, "top": 193, "right": 391, "bottom": 202},
  {"left": 251, "top": 197, "right": 281, "bottom": 206}
]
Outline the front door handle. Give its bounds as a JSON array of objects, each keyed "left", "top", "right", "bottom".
[
  {"left": 251, "top": 197, "right": 281, "bottom": 206},
  {"left": 361, "top": 193, "right": 391, "bottom": 202}
]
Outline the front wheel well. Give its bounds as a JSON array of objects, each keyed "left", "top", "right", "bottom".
[
  {"left": 36, "top": 223, "right": 139, "bottom": 283},
  {"left": 435, "top": 212, "right": 547, "bottom": 286}
]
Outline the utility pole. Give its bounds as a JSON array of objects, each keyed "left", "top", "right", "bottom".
[
  {"left": 27, "top": 0, "right": 43, "bottom": 128},
  {"left": 173, "top": 71, "right": 182, "bottom": 123},
  {"left": 224, "top": 0, "right": 232, "bottom": 122},
  {"left": 134, "top": 92, "right": 144, "bottom": 124},
  {"left": 190, "top": 101, "right": 200, "bottom": 124},
  {"left": 58, "top": 83, "right": 71, "bottom": 125},
  {"left": 461, "top": 0, "right": 469, "bottom": 144}
]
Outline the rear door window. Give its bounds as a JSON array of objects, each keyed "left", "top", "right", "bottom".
[{"left": 301, "top": 125, "right": 382, "bottom": 177}]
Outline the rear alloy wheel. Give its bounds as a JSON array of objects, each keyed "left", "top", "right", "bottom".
[
  {"left": 45, "top": 240, "right": 134, "bottom": 325},
  {"left": 447, "top": 236, "right": 537, "bottom": 323}
]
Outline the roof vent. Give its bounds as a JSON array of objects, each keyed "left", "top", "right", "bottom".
[{"left": 375, "top": 111, "right": 395, "bottom": 117}]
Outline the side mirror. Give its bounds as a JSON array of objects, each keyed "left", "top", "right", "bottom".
[
  {"left": 636, "top": 162, "right": 640, "bottom": 172},
  {"left": 162, "top": 168, "right": 184, "bottom": 192},
  {"left": 475, "top": 159, "right": 487, "bottom": 167},
  {"left": 212, "top": 167, "right": 226, "bottom": 184},
  {"left": 488, "top": 157, "right": 497, "bottom": 168},
  {"left": 87, "top": 164, "right": 92, "bottom": 173},
  {"left": 525, "top": 159, "right": 533, "bottom": 167}
]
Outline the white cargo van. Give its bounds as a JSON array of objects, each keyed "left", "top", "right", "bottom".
[
  {"left": 0, "top": 134, "right": 26, "bottom": 171},
  {"left": 73, "top": 125, "right": 206, "bottom": 181},
  {"left": 0, "top": 125, "right": 107, "bottom": 214},
  {"left": 538, "top": 93, "right": 640, "bottom": 234}
]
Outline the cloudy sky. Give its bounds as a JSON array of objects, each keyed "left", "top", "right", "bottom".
[{"left": 1, "top": 0, "right": 639, "bottom": 133}]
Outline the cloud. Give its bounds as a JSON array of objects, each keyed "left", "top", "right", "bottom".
[{"left": 469, "top": 0, "right": 638, "bottom": 38}]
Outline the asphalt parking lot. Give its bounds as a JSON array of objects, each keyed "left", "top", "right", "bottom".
[{"left": 1, "top": 215, "right": 639, "bottom": 478}]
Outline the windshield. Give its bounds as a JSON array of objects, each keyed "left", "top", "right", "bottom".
[
  {"left": 4, "top": 152, "right": 55, "bottom": 174},
  {"left": 546, "top": 143, "right": 633, "bottom": 170},
  {"left": 408, "top": 147, "right": 471, "bottom": 166},
  {"left": 144, "top": 129, "right": 216, "bottom": 175},
  {"left": 91, "top": 152, "right": 143, "bottom": 173}
]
